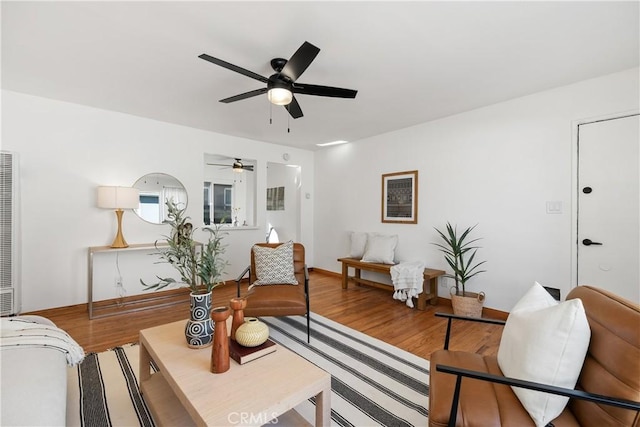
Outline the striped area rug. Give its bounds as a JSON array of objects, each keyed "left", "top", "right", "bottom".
[
  {"left": 263, "top": 314, "right": 430, "bottom": 426},
  {"left": 66, "top": 313, "right": 430, "bottom": 426},
  {"left": 66, "top": 343, "right": 155, "bottom": 427}
]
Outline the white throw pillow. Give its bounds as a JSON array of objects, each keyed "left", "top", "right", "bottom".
[
  {"left": 361, "top": 233, "right": 398, "bottom": 264},
  {"left": 349, "top": 232, "right": 368, "bottom": 258},
  {"left": 252, "top": 241, "right": 298, "bottom": 285},
  {"left": 497, "top": 282, "right": 591, "bottom": 427}
]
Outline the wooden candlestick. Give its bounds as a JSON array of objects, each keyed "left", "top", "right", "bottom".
[
  {"left": 210, "top": 306, "right": 231, "bottom": 374},
  {"left": 229, "top": 297, "right": 247, "bottom": 341}
]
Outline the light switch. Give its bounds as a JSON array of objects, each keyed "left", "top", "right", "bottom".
[{"left": 546, "top": 201, "right": 563, "bottom": 214}]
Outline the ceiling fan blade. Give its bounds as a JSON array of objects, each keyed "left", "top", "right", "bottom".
[
  {"left": 207, "top": 163, "right": 232, "bottom": 167},
  {"left": 243, "top": 165, "right": 254, "bottom": 171},
  {"left": 280, "top": 41, "right": 320, "bottom": 82},
  {"left": 285, "top": 96, "right": 304, "bottom": 119},
  {"left": 199, "top": 54, "right": 269, "bottom": 83},
  {"left": 293, "top": 82, "right": 357, "bottom": 98},
  {"left": 219, "top": 88, "right": 268, "bottom": 103}
]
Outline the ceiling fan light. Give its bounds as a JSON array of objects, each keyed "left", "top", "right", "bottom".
[
  {"left": 267, "top": 88, "right": 293, "bottom": 106},
  {"left": 232, "top": 161, "right": 244, "bottom": 173}
]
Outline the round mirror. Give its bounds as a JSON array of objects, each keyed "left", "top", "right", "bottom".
[{"left": 132, "top": 173, "right": 188, "bottom": 224}]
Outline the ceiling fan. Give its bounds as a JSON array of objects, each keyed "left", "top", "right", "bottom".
[
  {"left": 198, "top": 41, "right": 357, "bottom": 119},
  {"left": 207, "top": 158, "right": 254, "bottom": 173}
]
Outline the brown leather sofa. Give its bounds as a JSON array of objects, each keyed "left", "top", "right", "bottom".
[
  {"left": 236, "top": 242, "right": 310, "bottom": 342},
  {"left": 429, "top": 286, "right": 640, "bottom": 426}
]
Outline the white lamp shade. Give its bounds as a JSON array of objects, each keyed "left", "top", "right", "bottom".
[
  {"left": 97, "top": 186, "right": 140, "bottom": 209},
  {"left": 267, "top": 88, "right": 293, "bottom": 106}
]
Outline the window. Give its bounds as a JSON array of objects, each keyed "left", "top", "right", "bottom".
[
  {"left": 203, "top": 183, "right": 211, "bottom": 225},
  {"left": 139, "top": 193, "right": 161, "bottom": 224},
  {"left": 204, "top": 183, "right": 233, "bottom": 225},
  {"left": 213, "top": 184, "right": 232, "bottom": 224}
]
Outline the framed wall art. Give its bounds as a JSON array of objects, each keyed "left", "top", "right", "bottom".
[
  {"left": 381, "top": 170, "right": 418, "bottom": 224},
  {"left": 266, "top": 186, "right": 285, "bottom": 211}
]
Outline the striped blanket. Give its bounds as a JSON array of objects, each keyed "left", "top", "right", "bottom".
[{"left": 1, "top": 316, "right": 85, "bottom": 366}]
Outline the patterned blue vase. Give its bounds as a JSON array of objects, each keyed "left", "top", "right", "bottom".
[{"left": 185, "top": 291, "right": 214, "bottom": 348}]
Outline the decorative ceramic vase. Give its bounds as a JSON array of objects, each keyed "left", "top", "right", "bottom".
[
  {"left": 235, "top": 317, "right": 269, "bottom": 347},
  {"left": 185, "top": 291, "right": 214, "bottom": 349},
  {"left": 211, "top": 306, "right": 231, "bottom": 374},
  {"left": 229, "top": 297, "right": 247, "bottom": 341}
]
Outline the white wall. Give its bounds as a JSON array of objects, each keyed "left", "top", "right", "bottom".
[
  {"left": 2, "top": 90, "right": 315, "bottom": 312},
  {"left": 314, "top": 68, "right": 639, "bottom": 312}
]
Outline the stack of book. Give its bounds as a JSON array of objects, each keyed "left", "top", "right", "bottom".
[{"left": 228, "top": 338, "right": 277, "bottom": 364}]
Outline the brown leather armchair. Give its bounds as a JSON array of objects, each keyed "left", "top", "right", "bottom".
[
  {"left": 235, "top": 243, "right": 310, "bottom": 342},
  {"left": 429, "top": 286, "right": 640, "bottom": 427}
]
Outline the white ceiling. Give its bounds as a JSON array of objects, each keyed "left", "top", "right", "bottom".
[{"left": 2, "top": 1, "right": 638, "bottom": 150}]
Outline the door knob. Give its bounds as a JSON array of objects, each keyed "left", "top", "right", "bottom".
[{"left": 582, "top": 239, "right": 603, "bottom": 246}]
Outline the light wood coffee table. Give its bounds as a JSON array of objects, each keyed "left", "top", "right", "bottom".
[{"left": 139, "top": 319, "right": 331, "bottom": 426}]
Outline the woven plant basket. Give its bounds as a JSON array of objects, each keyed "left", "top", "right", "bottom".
[{"left": 450, "top": 289, "right": 485, "bottom": 318}]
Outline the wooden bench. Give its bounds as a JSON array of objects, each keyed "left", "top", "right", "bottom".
[{"left": 337, "top": 257, "right": 445, "bottom": 310}]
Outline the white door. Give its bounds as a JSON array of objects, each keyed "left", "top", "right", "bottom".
[{"left": 577, "top": 114, "right": 639, "bottom": 303}]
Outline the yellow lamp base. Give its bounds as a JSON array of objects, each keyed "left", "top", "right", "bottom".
[{"left": 110, "top": 209, "right": 129, "bottom": 248}]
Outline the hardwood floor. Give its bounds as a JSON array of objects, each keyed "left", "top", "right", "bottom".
[{"left": 24, "top": 271, "right": 504, "bottom": 360}]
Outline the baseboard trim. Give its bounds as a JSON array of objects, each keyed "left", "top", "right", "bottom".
[
  {"left": 23, "top": 280, "right": 240, "bottom": 318},
  {"left": 91, "top": 287, "right": 191, "bottom": 317},
  {"left": 311, "top": 267, "right": 341, "bottom": 278}
]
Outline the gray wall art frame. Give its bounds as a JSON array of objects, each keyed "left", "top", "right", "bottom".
[{"left": 266, "top": 186, "right": 285, "bottom": 211}]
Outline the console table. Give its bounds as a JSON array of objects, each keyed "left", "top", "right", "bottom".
[
  {"left": 337, "top": 257, "right": 445, "bottom": 310},
  {"left": 88, "top": 242, "right": 181, "bottom": 319}
]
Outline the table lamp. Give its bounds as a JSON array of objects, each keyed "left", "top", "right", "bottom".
[{"left": 97, "top": 186, "right": 140, "bottom": 248}]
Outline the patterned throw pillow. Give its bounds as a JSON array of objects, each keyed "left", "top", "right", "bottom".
[{"left": 252, "top": 241, "right": 298, "bottom": 286}]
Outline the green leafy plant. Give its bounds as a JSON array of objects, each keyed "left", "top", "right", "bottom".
[
  {"left": 141, "top": 199, "right": 228, "bottom": 294},
  {"left": 433, "top": 222, "right": 486, "bottom": 296}
]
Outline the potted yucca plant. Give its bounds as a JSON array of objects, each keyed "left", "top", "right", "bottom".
[
  {"left": 142, "top": 199, "right": 229, "bottom": 348},
  {"left": 433, "top": 222, "right": 487, "bottom": 317}
]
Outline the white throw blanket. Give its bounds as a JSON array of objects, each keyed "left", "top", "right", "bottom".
[
  {"left": 0, "top": 317, "right": 85, "bottom": 366},
  {"left": 391, "top": 261, "right": 425, "bottom": 308}
]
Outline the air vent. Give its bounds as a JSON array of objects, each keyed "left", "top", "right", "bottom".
[
  {"left": 0, "top": 289, "right": 15, "bottom": 314},
  {"left": 0, "top": 151, "right": 20, "bottom": 315}
]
